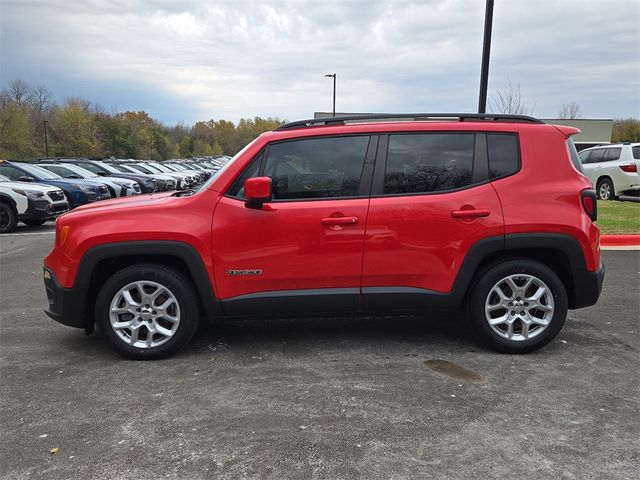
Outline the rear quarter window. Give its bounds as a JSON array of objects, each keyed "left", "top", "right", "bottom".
[
  {"left": 487, "top": 133, "right": 520, "bottom": 179},
  {"left": 632, "top": 146, "right": 640, "bottom": 159},
  {"left": 566, "top": 139, "right": 584, "bottom": 173}
]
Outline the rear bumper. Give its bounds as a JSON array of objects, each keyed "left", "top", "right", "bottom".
[
  {"left": 43, "top": 268, "right": 87, "bottom": 329},
  {"left": 571, "top": 259, "right": 605, "bottom": 309}
]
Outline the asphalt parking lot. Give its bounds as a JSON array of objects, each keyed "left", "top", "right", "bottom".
[{"left": 1, "top": 224, "right": 638, "bottom": 480}]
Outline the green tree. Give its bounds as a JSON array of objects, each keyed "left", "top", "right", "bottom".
[
  {"left": 53, "top": 99, "right": 98, "bottom": 157},
  {"left": 0, "top": 101, "right": 35, "bottom": 159},
  {"left": 612, "top": 118, "right": 640, "bottom": 143}
]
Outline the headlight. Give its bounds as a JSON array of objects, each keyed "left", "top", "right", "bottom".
[
  {"left": 11, "top": 188, "right": 45, "bottom": 198},
  {"left": 72, "top": 184, "right": 95, "bottom": 193}
]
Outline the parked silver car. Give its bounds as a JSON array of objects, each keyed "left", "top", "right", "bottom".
[{"left": 578, "top": 143, "right": 640, "bottom": 200}]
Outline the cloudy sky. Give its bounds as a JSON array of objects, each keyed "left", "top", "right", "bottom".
[{"left": 1, "top": 0, "right": 638, "bottom": 124}]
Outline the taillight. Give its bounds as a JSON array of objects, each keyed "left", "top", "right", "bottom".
[
  {"left": 619, "top": 164, "right": 637, "bottom": 173},
  {"left": 581, "top": 189, "right": 597, "bottom": 222}
]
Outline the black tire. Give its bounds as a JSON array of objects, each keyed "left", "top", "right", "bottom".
[
  {"left": 0, "top": 202, "right": 18, "bottom": 234},
  {"left": 468, "top": 258, "right": 568, "bottom": 353},
  {"left": 22, "top": 219, "right": 48, "bottom": 227},
  {"left": 596, "top": 178, "right": 616, "bottom": 200},
  {"left": 95, "top": 264, "right": 200, "bottom": 360}
]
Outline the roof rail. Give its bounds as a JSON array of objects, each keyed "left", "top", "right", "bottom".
[{"left": 275, "top": 113, "right": 543, "bottom": 131}]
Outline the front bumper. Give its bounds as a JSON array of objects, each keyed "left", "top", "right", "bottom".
[
  {"left": 17, "top": 198, "right": 69, "bottom": 221},
  {"left": 43, "top": 268, "right": 87, "bottom": 329},
  {"left": 571, "top": 259, "right": 605, "bottom": 309}
]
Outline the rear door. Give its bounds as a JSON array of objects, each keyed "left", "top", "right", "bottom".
[
  {"left": 212, "top": 134, "right": 377, "bottom": 315},
  {"left": 361, "top": 132, "right": 505, "bottom": 309}
]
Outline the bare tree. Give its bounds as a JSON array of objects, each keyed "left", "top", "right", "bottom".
[
  {"left": 29, "top": 84, "right": 56, "bottom": 115},
  {"left": 5, "top": 78, "right": 33, "bottom": 106},
  {"left": 489, "top": 79, "right": 536, "bottom": 115},
  {"left": 558, "top": 102, "right": 583, "bottom": 119}
]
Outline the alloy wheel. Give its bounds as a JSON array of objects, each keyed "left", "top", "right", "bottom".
[
  {"left": 484, "top": 274, "right": 554, "bottom": 341},
  {"left": 109, "top": 280, "right": 181, "bottom": 348}
]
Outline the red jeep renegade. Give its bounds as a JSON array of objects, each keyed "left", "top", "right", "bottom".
[{"left": 43, "top": 114, "right": 604, "bottom": 359}]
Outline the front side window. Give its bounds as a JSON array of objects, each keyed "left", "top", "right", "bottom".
[
  {"left": 588, "top": 149, "right": 606, "bottom": 163},
  {"left": 578, "top": 150, "right": 591, "bottom": 163},
  {"left": 384, "top": 133, "right": 474, "bottom": 194},
  {"left": 262, "top": 136, "right": 370, "bottom": 200},
  {"left": 487, "top": 134, "right": 519, "bottom": 179}
]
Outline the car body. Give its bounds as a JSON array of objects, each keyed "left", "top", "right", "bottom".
[
  {"left": 39, "top": 158, "right": 158, "bottom": 194},
  {"left": 0, "top": 174, "right": 68, "bottom": 233},
  {"left": 107, "top": 162, "right": 177, "bottom": 191},
  {"left": 43, "top": 114, "right": 604, "bottom": 360},
  {"left": 578, "top": 143, "right": 640, "bottom": 200},
  {"left": 37, "top": 163, "right": 140, "bottom": 197},
  {"left": 0, "top": 161, "right": 111, "bottom": 208}
]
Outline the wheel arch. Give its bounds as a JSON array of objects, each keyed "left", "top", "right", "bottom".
[
  {"left": 79, "top": 241, "right": 223, "bottom": 332},
  {"left": 455, "top": 233, "right": 594, "bottom": 310}
]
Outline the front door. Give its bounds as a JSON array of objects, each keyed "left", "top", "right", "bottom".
[{"left": 212, "top": 134, "right": 377, "bottom": 315}]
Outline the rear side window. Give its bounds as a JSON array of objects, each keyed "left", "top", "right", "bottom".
[
  {"left": 487, "top": 134, "right": 519, "bottom": 179},
  {"left": 605, "top": 148, "right": 621, "bottom": 161},
  {"left": 262, "top": 136, "right": 370, "bottom": 200},
  {"left": 633, "top": 146, "right": 640, "bottom": 159},
  {"left": 383, "top": 133, "right": 474, "bottom": 194}
]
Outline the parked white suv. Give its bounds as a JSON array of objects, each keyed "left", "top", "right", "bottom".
[
  {"left": 578, "top": 143, "right": 640, "bottom": 200},
  {"left": 0, "top": 174, "right": 69, "bottom": 233}
]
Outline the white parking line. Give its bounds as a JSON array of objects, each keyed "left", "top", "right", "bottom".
[
  {"left": 601, "top": 245, "right": 640, "bottom": 251},
  {"left": 2, "top": 232, "right": 55, "bottom": 236}
]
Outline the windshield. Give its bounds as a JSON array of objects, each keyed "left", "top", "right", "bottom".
[
  {"left": 17, "top": 163, "right": 62, "bottom": 179},
  {"left": 133, "top": 164, "right": 157, "bottom": 174},
  {"left": 566, "top": 139, "right": 585, "bottom": 174},
  {"left": 122, "top": 164, "right": 147, "bottom": 174},
  {"left": 89, "top": 161, "right": 122, "bottom": 175},
  {"left": 63, "top": 164, "right": 98, "bottom": 178},
  {"left": 195, "top": 138, "right": 259, "bottom": 193}
]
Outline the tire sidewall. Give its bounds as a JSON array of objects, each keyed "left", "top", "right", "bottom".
[
  {"left": 597, "top": 178, "right": 614, "bottom": 200},
  {"left": 0, "top": 203, "right": 18, "bottom": 233},
  {"left": 469, "top": 259, "right": 568, "bottom": 353},
  {"left": 96, "top": 264, "right": 199, "bottom": 359}
]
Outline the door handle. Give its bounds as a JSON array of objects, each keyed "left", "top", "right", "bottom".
[
  {"left": 451, "top": 209, "right": 490, "bottom": 219},
  {"left": 320, "top": 216, "right": 359, "bottom": 225}
]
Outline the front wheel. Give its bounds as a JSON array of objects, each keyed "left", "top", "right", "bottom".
[
  {"left": 468, "top": 259, "right": 568, "bottom": 353},
  {"left": 95, "top": 264, "right": 200, "bottom": 359}
]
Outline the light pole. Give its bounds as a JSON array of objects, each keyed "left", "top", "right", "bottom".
[
  {"left": 43, "top": 120, "right": 49, "bottom": 157},
  {"left": 324, "top": 73, "right": 336, "bottom": 117},
  {"left": 478, "top": 0, "right": 494, "bottom": 114}
]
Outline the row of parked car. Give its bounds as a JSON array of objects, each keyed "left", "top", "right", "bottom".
[{"left": 0, "top": 156, "right": 230, "bottom": 233}]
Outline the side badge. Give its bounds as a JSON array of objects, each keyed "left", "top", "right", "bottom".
[{"left": 226, "top": 269, "right": 262, "bottom": 276}]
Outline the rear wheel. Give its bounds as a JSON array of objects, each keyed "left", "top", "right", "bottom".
[
  {"left": 468, "top": 259, "right": 568, "bottom": 353},
  {"left": 22, "top": 219, "right": 48, "bottom": 227},
  {"left": 0, "top": 203, "right": 18, "bottom": 233},
  {"left": 95, "top": 264, "right": 200, "bottom": 359},
  {"left": 596, "top": 178, "right": 616, "bottom": 200}
]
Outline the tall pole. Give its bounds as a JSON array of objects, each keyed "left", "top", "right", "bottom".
[
  {"left": 43, "top": 120, "right": 49, "bottom": 157},
  {"left": 478, "top": 0, "right": 494, "bottom": 114},
  {"left": 325, "top": 73, "right": 336, "bottom": 117}
]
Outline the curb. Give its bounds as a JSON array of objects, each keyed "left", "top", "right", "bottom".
[{"left": 600, "top": 234, "right": 640, "bottom": 247}]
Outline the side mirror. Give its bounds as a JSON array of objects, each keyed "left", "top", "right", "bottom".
[
  {"left": 96, "top": 171, "right": 106, "bottom": 176},
  {"left": 69, "top": 175, "right": 82, "bottom": 179},
  {"left": 244, "top": 177, "right": 272, "bottom": 209},
  {"left": 19, "top": 176, "right": 33, "bottom": 182}
]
